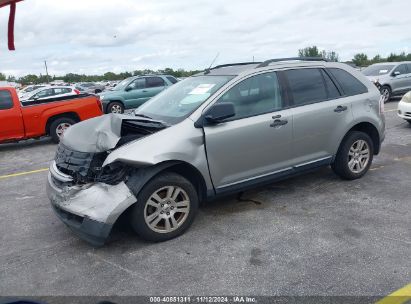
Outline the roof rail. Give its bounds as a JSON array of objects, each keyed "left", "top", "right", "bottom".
[
  {"left": 204, "top": 62, "right": 261, "bottom": 74},
  {"left": 256, "top": 57, "right": 329, "bottom": 68}
]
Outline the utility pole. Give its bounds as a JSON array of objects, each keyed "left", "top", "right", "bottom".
[{"left": 44, "top": 60, "right": 49, "bottom": 84}]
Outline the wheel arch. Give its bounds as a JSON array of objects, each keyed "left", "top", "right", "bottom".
[
  {"left": 45, "top": 112, "right": 80, "bottom": 135},
  {"left": 125, "top": 160, "right": 208, "bottom": 204},
  {"left": 338, "top": 122, "right": 381, "bottom": 156},
  {"left": 106, "top": 100, "right": 125, "bottom": 113}
]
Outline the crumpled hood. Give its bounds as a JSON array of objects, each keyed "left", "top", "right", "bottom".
[{"left": 61, "top": 114, "right": 129, "bottom": 153}]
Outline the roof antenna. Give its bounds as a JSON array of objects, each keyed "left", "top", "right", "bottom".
[{"left": 204, "top": 52, "right": 220, "bottom": 74}]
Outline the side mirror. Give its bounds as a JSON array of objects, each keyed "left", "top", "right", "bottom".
[
  {"left": 125, "top": 86, "right": 132, "bottom": 92},
  {"left": 204, "top": 102, "right": 235, "bottom": 124},
  {"left": 393, "top": 71, "right": 401, "bottom": 77}
]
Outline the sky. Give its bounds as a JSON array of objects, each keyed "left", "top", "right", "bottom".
[{"left": 0, "top": 0, "right": 410, "bottom": 77}]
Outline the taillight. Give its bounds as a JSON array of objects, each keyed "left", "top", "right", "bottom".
[
  {"left": 74, "top": 89, "right": 80, "bottom": 94},
  {"left": 379, "top": 95, "right": 384, "bottom": 114},
  {"left": 97, "top": 99, "right": 103, "bottom": 112}
]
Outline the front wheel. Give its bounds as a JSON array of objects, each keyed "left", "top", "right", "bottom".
[
  {"left": 49, "top": 117, "right": 76, "bottom": 143},
  {"left": 332, "top": 131, "right": 374, "bottom": 180},
  {"left": 130, "top": 172, "right": 199, "bottom": 242},
  {"left": 380, "top": 85, "right": 391, "bottom": 103},
  {"left": 107, "top": 101, "right": 124, "bottom": 114}
]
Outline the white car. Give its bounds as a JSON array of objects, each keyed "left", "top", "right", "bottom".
[
  {"left": 20, "top": 86, "right": 81, "bottom": 102},
  {"left": 397, "top": 91, "right": 411, "bottom": 124},
  {"left": 18, "top": 85, "right": 47, "bottom": 98}
]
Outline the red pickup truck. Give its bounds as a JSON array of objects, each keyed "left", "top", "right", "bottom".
[{"left": 0, "top": 87, "right": 103, "bottom": 143}]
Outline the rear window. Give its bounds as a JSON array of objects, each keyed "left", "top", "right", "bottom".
[
  {"left": 328, "top": 68, "right": 368, "bottom": 96},
  {"left": 146, "top": 77, "right": 165, "bottom": 88},
  {"left": 285, "top": 68, "right": 328, "bottom": 106},
  {"left": 0, "top": 90, "right": 13, "bottom": 110}
]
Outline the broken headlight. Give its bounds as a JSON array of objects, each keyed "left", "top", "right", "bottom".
[{"left": 96, "top": 162, "right": 129, "bottom": 185}]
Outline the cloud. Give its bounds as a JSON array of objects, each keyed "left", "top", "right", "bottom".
[{"left": 0, "top": 0, "right": 410, "bottom": 77}]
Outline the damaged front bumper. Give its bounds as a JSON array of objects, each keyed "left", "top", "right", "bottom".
[{"left": 47, "top": 161, "right": 137, "bottom": 246}]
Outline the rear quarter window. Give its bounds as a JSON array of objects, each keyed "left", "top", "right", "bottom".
[
  {"left": 328, "top": 68, "right": 368, "bottom": 96},
  {"left": 0, "top": 90, "right": 13, "bottom": 110},
  {"left": 166, "top": 76, "right": 178, "bottom": 84}
]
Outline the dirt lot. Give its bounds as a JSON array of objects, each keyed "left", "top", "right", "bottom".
[{"left": 0, "top": 101, "right": 410, "bottom": 297}]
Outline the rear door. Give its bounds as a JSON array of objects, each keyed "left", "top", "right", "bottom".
[
  {"left": 0, "top": 89, "right": 25, "bottom": 142},
  {"left": 285, "top": 67, "right": 363, "bottom": 167},
  {"left": 123, "top": 78, "right": 148, "bottom": 108},
  {"left": 204, "top": 71, "right": 294, "bottom": 193},
  {"left": 144, "top": 77, "right": 166, "bottom": 100}
]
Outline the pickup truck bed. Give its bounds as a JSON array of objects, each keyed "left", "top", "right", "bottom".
[{"left": 0, "top": 87, "right": 103, "bottom": 143}]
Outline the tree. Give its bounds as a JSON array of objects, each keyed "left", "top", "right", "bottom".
[
  {"left": 298, "top": 46, "right": 320, "bottom": 57},
  {"left": 321, "top": 50, "right": 339, "bottom": 62},
  {"left": 0, "top": 73, "right": 6, "bottom": 81},
  {"left": 352, "top": 53, "right": 368, "bottom": 67}
]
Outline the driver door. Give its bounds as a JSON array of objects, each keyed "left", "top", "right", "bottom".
[{"left": 203, "top": 72, "right": 294, "bottom": 193}]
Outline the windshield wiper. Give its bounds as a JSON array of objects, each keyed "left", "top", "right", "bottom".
[{"left": 134, "top": 113, "right": 153, "bottom": 119}]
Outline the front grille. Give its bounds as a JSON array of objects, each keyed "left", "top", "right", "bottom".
[{"left": 55, "top": 144, "right": 107, "bottom": 183}]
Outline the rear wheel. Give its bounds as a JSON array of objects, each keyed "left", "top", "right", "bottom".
[
  {"left": 332, "top": 131, "right": 374, "bottom": 180},
  {"left": 49, "top": 117, "right": 76, "bottom": 143},
  {"left": 130, "top": 172, "right": 198, "bottom": 242},
  {"left": 380, "top": 85, "right": 391, "bottom": 103},
  {"left": 107, "top": 101, "right": 124, "bottom": 114}
]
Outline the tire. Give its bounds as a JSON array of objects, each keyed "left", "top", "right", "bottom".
[
  {"left": 332, "top": 131, "right": 374, "bottom": 180},
  {"left": 130, "top": 172, "right": 199, "bottom": 242},
  {"left": 49, "top": 117, "right": 76, "bottom": 143},
  {"left": 107, "top": 101, "right": 124, "bottom": 114},
  {"left": 380, "top": 85, "right": 391, "bottom": 103}
]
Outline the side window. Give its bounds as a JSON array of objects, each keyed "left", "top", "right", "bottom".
[
  {"left": 407, "top": 64, "right": 411, "bottom": 74},
  {"left": 128, "top": 78, "right": 145, "bottom": 90},
  {"left": 63, "top": 88, "right": 72, "bottom": 93},
  {"left": 146, "top": 77, "right": 165, "bottom": 88},
  {"left": 285, "top": 68, "right": 328, "bottom": 106},
  {"left": 166, "top": 76, "right": 178, "bottom": 84},
  {"left": 321, "top": 69, "right": 341, "bottom": 99},
  {"left": 393, "top": 64, "right": 408, "bottom": 75},
  {"left": 34, "top": 88, "right": 53, "bottom": 99},
  {"left": 328, "top": 68, "right": 368, "bottom": 96},
  {"left": 217, "top": 72, "right": 283, "bottom": 120},
  {"left": 0, "top": 90, "right": 13, "bottom": 110},
  {"left": 53, "top": 88, "right": 63, "bottom": 95}
]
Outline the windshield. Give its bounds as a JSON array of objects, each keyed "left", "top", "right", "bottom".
[
  {"left": 362, "top": 64, "right": 395, "bottom": 76},
  {"left": 113, "top": 78, "right": 133, "bottom": 91},
  {"left": 135, "top": 75, "right": 234, "bottom": 124}
]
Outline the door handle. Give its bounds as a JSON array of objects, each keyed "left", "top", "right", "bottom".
[
  {"left": 270, "top": 118, "right": 288, "bottom": 128},
  {"left": 334, "top": 105, "right": 347, "bottom": 113}
]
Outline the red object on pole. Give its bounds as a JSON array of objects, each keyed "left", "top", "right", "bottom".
[{"left": 0, "top": 0, "right": 22, "bottom": 51}]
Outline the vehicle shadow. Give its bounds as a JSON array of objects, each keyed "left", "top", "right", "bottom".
[
  {"left": 0, "top": 137, "right": 54, "bottom": 152},
  {"left": 105, "top": 167, "right": 336, "bottom": 249}
]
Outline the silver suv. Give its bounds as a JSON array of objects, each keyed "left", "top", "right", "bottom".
[
  {"left": 362, "top": 61, "right": 411, "bottom": 102},
  {"left": 47, "top": 57, "right": 385, "bottom": 245}
]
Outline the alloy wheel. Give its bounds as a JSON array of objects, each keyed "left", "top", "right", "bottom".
[
  {"left": 55, "top": 122, "right": 71, "bottom": 138},
  {"left": 144, "top": 186, "right": 190, "bottom": 233},
  {"left": 348, "top": 139, "right": 370, "bottom": 174},
  {"left": 111, "top": 104, "right": 122, "bottom": 113},
  {"left": 381, "top": 88, "right": 390, "bottom": 103}
]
